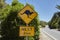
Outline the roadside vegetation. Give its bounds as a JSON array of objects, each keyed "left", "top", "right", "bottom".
[
  {"left": 48, "top": 5, "right": 60, "bottom": 30},
  {"left": 0, "top": 0, "right": 39, "bottom": 40},
  {"left": 40, "top": 21, "right": 47, "bottom": 28}
]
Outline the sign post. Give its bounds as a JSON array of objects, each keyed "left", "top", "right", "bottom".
[
  {"left": 26, "top": 24, "right": 28, "bottom": 40},
  {"left": 26, "top": 36, "right": 28, "bottom": 40},
  {"left": 18, "top": 4, "right": 37, "bottom": 40}
]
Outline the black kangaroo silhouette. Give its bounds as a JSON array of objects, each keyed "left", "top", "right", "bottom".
[{"left": 21, "top": 10, "right": 33, "bottom": 19}]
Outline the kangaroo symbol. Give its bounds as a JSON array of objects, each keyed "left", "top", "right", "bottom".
[{"left": 21, "top": 10, "right": 33, "bottom": 19}]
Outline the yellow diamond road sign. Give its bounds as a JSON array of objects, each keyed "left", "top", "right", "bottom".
[{"left": 18, "top": 5, "right": 37, "bottom": 24}]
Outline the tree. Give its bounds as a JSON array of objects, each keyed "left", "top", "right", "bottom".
[
  {"left": 1, "top": 0, "right": 39, "bottom": 40},
  {"left": 0, "top": 5, "right": 11, "bottom": 21},
  {"left": 0, "top": 0, "right": 8, "bottom": 21},
  {"left": 48, "top": 12, "right": 60, "bottom": 29},
  {"left": 56, "top": 5, "right": 60, "bottom": 10},
  {"left": 40, "top": 21, "right": 47, "bottom": 27},
  {"left": 0, "top": 0, "right": 6, "bottom": 9},
  {"left": 1, "top": 0, "right": 24, "bottom": 40}
]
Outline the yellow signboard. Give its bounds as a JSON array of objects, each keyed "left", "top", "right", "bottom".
[
  {"left": 19, "top": 26, "right": 34, "bottom": 36},
  {"left": 18, "top": 5, "right": 37, "bottom": 24}
]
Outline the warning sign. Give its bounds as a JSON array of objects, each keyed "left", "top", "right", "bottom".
[
  {"left": 19, "top": 26, "right": 34, "bottom": 36},
  {"left": 18, "top": 5, "right": 37, "bottom": 24}
]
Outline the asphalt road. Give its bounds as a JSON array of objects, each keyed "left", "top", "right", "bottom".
[
  {"left": 40, "top": 28, "right": 54, "bottom": 40},
  {"left": 41, "top": 26, "right": 60, "bottom": 40}
]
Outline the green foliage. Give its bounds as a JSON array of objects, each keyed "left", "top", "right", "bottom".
[
  {"left": 1, "top": 0, "right": 24, "bottom": 40},
  {"left": 0, "top": 5, "right": 11, "bottom": 20},
  {"left": 12, "top": 0, "right": 24, "bottom": 11},
  {"left": 40, "top": 21, "right": 47, "bottom": 27},
  {"left": 29, "top": 17, "right": 40, "bottom": 40},
  {"left": 29, "top": 37, "right": 34, "bottom": 40},
  {"left": 1, "top": 0, "right": 39, "bottom": 40},
  {"left": 56, "top": 5, "right": 60, "bottom": 10},
  {"left": 0, "top": 0, "right": 6, "bottom": 9},
  {"left": 0, "top": 0, "right": 7, "bottom": 20},
  {"left": 48, "top": 12, "right": 60, "bottom": 29}
]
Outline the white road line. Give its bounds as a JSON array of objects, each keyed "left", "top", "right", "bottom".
[{"left": 43, "top": 30, "right": 57, "bottom": 40}]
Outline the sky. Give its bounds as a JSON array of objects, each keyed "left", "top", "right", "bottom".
[{"left": 5, "top": 0, "right": 60, "bottom": 22}]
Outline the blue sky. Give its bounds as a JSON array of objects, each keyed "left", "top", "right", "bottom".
[{"left": 5, "top": 0, "right": 60, "bottom": 22}]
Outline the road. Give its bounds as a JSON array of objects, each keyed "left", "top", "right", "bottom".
[
  {"left": 40, "top": 28, "right": 54, "bottom": 40},
  {"left": 40, "top": 26, "right": 60, "bottom": 40}
]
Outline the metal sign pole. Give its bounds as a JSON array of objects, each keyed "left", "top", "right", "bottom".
[
  {"left": 26, "top": 24, "right": 29, "bottom": 40},
  {"left": 26, "top": 36, "right": 28, "bottom": 40}
]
